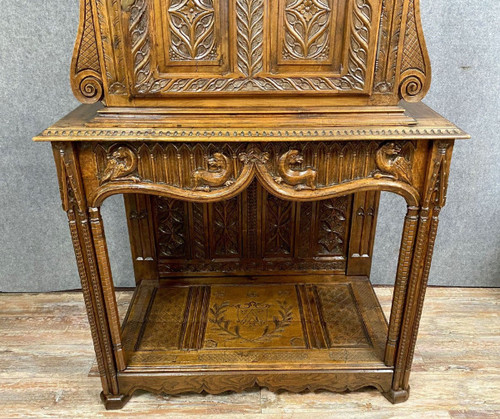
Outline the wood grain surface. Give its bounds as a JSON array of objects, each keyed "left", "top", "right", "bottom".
[{"left": 1, "top": 287, "right": 498, "bottom": 417}]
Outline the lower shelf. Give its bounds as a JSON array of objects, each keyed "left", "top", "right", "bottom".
[{"left": 118, "top": 275, "right": 393, "bottom": 396}]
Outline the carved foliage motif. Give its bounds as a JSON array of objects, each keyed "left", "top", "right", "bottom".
[
  {"left": 157, "top": 198, "right": 186, "bottom": 257},
  {"left": 423, "top": 141, "right": 451, "bottom": 208},
  {"left": 318, "top": 198, "right": 348, "bottom": 256},
  {"left": 154, "top": 180, "right": 350, "bottom": 275},
  {"left": 123, "top": 0, "right": 373, "bottom": 93},
  {"left": 283, "top": 0, "right": 332, "bottom": 60},
  {"left": 265, "top": 193, "right": 293, "bottom": 256},
  {"left": 212, "top": 198, "right": 241, "bottom": 256},
  {"left": 209, "top": 299, "right": 293, "bottom": 343},
  {"left": 74, "top": 0, "right": 432, "bottom": 101},
  {"left": 168, "top": 0, "right": 218, "bottom": 61},
  {"left": 236, "top": 0, "right": 264, "bottom": 76},
  {"left": 129, "top": 0, "right": 155, "bottom": 93}
]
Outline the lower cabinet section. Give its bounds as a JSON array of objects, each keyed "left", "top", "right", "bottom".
[{"left": 115, "top": 275, "right": 392, "bottom": 405}]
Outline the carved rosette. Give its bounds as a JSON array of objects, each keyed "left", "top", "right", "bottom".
[{"left": 92, "top": 142, "right": 419, "bottom": 206}]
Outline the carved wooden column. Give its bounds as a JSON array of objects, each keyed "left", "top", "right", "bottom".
[
  {"left": 385, "top": 140, "right": 454, "bottom": 403},
  {"left": 52, "top": 142, "right": 128, "bottom": 408}
]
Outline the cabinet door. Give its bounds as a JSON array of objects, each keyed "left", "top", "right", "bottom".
[{"left": 104, "top": 0, "right": 382, "bottom": 102}]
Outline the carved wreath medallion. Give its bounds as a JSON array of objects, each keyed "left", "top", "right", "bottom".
[{"left": 209, "top": 299, "right": 294, "bottom": 343}]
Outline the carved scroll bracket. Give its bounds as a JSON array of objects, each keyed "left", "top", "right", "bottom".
[{"left": 71, "top": 0, "right": 104, "bottom": 104}]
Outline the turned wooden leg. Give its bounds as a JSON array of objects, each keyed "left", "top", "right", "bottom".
[
  {"left": 52, "top": 142, "right": 129, "bottom": 408},
  {"left": 385, "top": 140, "right": 454, "bottom": 403}
]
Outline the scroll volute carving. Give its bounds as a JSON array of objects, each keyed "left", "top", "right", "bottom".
[
  {"left": 192, "top": 153, "right": 234, "bottom": 190},
  {"left": 70, "top": 0, "right": 104, "bottom": 104},
  {"left": 397, "top": 0, "right": 431, "bottom": 102}
]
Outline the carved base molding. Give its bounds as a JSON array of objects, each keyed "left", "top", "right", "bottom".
[{"left": 109, "top": 371, "right": 393, "bottom": 409}]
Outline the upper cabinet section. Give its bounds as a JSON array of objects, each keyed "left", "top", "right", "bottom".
[{"left": 71, "top": 0, "right": 431, "bottom": 107}]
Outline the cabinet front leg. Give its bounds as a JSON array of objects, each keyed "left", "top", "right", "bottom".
[
  {"left": 387, "top": 140, "right": 453, "bottom": 402},
  {"left": 53, "top": 142, "right": 128, "bottom": 407},
  {"left": 89, "top": 207, "right": 127, "bottom": 371}
]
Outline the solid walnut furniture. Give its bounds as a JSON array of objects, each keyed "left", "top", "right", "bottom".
[{"left": 34, "top": 0, "right": 469, "bottom": 409}]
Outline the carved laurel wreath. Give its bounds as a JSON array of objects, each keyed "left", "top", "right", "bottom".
[{"left": 209, "top": 300, "right": 293, "bottom": 343}]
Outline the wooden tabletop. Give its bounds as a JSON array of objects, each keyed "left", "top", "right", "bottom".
[{"left": 34, "top": 101, "right": 469, "bottom": 143}]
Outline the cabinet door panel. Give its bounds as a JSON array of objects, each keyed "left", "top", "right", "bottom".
[{"left": 115, "top": 0, "right": 382, "bottom": 97}]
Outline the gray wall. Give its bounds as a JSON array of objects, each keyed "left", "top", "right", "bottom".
[{"left": 0, "top": 1, "right": 498, "bottom": 292}]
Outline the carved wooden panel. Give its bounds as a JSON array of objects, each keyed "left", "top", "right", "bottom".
[
  {"left": 93, "top": 140, "right": 416, "bottom": 195},
  {"left": 282, "top": 0, "right": 333, "bottom": 61},
  {"left": 113, "top": 0, "right": 382, "bottom": 95},
  {"left": 122, "top": 280, "right": 384, "bottom": 354},
  {"left": 152, "top": 180, "right": 352, "bottom": 275},
  {"left": 167, "top": 0, "right": 218, "bottom": 61},
  {"left": 72, "top": 0, "right": 432, "bottom": 104}
]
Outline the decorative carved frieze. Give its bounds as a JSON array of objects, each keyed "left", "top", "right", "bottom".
[
  {"left": 93, "top": 141, "right": 417, "bottom": 203},
  {"left": 121, "top": 0, "right": 374, "bottom": 93},
  {"left": 71, "top": 0, "right": 433, "bottom": 103}
]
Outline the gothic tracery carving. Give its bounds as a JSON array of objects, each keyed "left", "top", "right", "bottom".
[
  {"left": 168, "top": 0, "right": 218, "bottom": 61},
  {"left": 283, "top": 0, "right": 332, "bottom": 60}
]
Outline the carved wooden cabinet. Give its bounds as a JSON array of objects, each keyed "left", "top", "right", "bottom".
[{"left": 35, "top": 0, "right": 469, "bottom": 409}]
